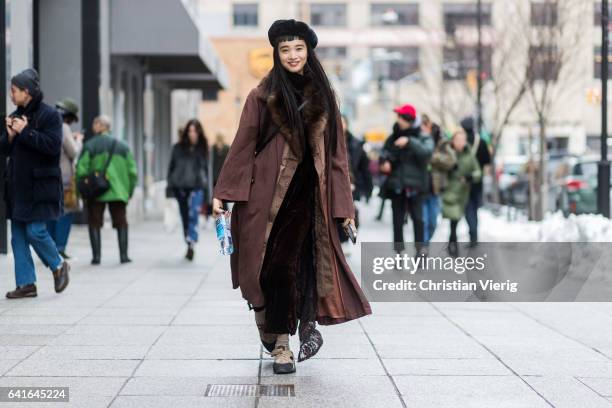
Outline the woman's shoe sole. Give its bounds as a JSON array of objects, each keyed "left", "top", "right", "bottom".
[{"left": 273, "top": 363, "right": 296, "bottom": 374}]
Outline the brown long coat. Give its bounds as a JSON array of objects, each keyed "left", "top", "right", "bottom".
[{"left": 214, "top": 78, "right": 371, "bottom": 325}]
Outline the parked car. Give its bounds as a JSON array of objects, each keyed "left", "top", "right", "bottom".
[{"left": 553, "top": 155, "right": 612, "bottom": 216}]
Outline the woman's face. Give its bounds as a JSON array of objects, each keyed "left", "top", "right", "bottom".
[
  {"left": 452, "top": 131, "right": 467, "bottom": 151},
  {"left": 278, "top": 39, "right": 308, "bottom": 74},
  {"left": 188, "top": 125, "right": 199, "bottom": 146}
]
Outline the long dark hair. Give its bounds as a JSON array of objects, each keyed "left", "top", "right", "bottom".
[
  {"left": 179, "top": 119, "right": 209, "bottom": 157},
  {"left": 265, "top": 35, "right": 339, "bottom": 154}
]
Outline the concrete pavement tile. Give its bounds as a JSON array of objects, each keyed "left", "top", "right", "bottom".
[
  {"left": 0, "top": 395, "right": 115, "bottom": 408},
  {"left": 384, "top": 358, "right": 510, "bottom": 376},
  {"left": 0, "top": 360, "right": 20, "bottom": 375},
  {"left": 524, "top": 376, "right": 612, "bottom": 408},
  {"left": 146, "top": 344, "right": 260, "bottom": 360},
  {"left": 110, "top": 396, "right": 256, "bottom": 408},
  {"left": 0, "top": 345, "right": 39, "bottom": 359},
  {"left": 578, "top": 377, "right": 612, "bottom": 397},
  {"left": 90, "top": 307, "right": 179, "bottom": 317},
  {"left": 155, "top": 326, "right": 258, "bottom": 345},
  {"left": 134, "top": 360, "right": 260, "bottom": 377},
  {"left": 29, "top": 345, "right": 150, "bottom": 360},
  {"left": 103, "top": 294, "right": 188, "bottom": 309},
  {"left": 260, "top": 358, "right": 386, "bottom": 377},
  {"left": 171, "top": 311, "right": 253, "bottom": 326},
  {"left": 78, "top": 314, "right": 175, "bottom": 325},
  {"left": 7, "top": 359, "right": 140, "bottom": 377},
  {"left": 372, "top": 337, "right": 491, "bottom": 359},
  {"left": 370, "top": 302, "right": 439, "bottom": 316},
  {"left": 258, "top": 394, "right": 404, "bottom": 408},
  {"left": 310, "top": 342, "right": 377, "bottom": 359},
  {"left": 0, "top": 324, "right": 70, "bottom": 335},
  {"left": 505, "top": 359, "right": 612, "bottom": 377},
  {"left": 0, "top": 314, "right": 87, "bottom": 325},
  {"left": 0, "top": 334, "right": 56, "bottom": 346},
  {"left": 260, "top": 375, "right": 397, "bottom": 395},
  {"left": 121, "top": 376, "right": 258, "bottom": 396},
  {"left": 394, "top": 375, "right": 551, "bottom": 408},
  {"left": 0, "top": 376, "right": 126, "bottom": 396},
  {"left": 50, "top": 325, "right": 166, "bottom": 346}
]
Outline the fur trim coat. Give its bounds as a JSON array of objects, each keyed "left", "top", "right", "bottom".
[{"left": 214, "top": 77, "right": 372, "bottom": 325}]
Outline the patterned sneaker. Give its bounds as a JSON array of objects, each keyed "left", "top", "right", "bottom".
[{"left": 271, "top": 345, "right": 296, "bottom": 374}]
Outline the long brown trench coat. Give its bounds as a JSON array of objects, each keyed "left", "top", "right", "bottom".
[{"left": 213, "top": 78, "right": 372, "bottom": 325}]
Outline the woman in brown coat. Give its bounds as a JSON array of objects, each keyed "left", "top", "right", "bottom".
[{"left": 212, "top": 19, "right": 371, "bottom": 374}]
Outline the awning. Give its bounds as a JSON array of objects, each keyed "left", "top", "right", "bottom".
[
  {"left": 110, "top": 0, "right": 229, "bottom": 90},
  {"left": 153, "top": 73, "right": 221, "bottom": 100}
]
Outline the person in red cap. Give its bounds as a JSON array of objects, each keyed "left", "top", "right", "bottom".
[{"left": 379, "top": 104, "right": 433, "bottom": 254}]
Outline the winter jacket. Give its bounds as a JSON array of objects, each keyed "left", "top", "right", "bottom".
[
  {"left": 441, "top": 146, "right": 482, "bottom": 221},
  {"left": 380, "top": 123, "right": 433, "bottom": 197},
  {"left": 167, "top": 143, "right": 208, "bottom": 190},
  {"left": 76, "top": 133, "right": 137, "bottom": 203},
  {"left": 0, "top": 94, "right": 64, "bottom": 222},
  {"left": 429, "top": 139, "right": 457, "bottom": 195},
  {"left": 346, "top": 131, "right": 373, "bottom": 201},
  {"left": 60, "top": 123, "right": 82, "bottom": 186}
]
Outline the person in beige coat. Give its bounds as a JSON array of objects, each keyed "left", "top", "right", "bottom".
[{"left": 46, "top": 98, "right": 83, "bottom": 259}]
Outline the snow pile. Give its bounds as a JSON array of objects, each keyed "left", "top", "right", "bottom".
[
  {"left": 540, "top": 212, "right": 612, "bottom": 242},
  {"left": 480, "top": 209, "right": 612, "bottom": 242}
]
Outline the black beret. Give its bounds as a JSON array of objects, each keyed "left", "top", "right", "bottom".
[{"left": 268, "top": 19, "right": 318, "bottom": 49}]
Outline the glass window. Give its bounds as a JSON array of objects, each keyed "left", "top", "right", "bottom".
[
  {"left": 531, "top": 2, "right": 557, "bottom": 26},
  {"left": 443, "top": 3, "right": 492, "bottom": 34},
  {"left": 594, "top": 1, "right": 612, "bottom": 27},
  {"left": 443, "top": 46, "right": 492, "bottom": 80},
  {"left": 233, "top": 3, "right": 258, "bottom": 27},
  {"left": 316, "top": 46, "right": 347, "bottom": 59},
  {"left": 371, "top": 47, "right": 419, "bottom": 81},
  {"left": 594, "top": 46, "right": 612, "bottom": 79},
  {"left": 528, "top": 46, "right": 560, "bottom": 81},
  {"left": 310, "top": 3, "right": 347, "bottom": 27},
  {"left": 371, "top": 3, "right": 419, "bottom": 26}
]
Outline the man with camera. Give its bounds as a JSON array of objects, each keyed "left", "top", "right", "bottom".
[{"left": 0, "top": 68, "right": 70, "bottom": 299}]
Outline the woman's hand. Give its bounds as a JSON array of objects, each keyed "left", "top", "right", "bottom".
[
  {"left": 342, "top": 218, "right": 355, "bottom": 229},
  {"left": 212, "top": 198, "right": 225, "bottom": 216}
]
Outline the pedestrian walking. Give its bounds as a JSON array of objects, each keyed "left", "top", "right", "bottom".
[
  {"left": 76, "top": 115, "right": 137, "bottom": 265},
  {"left": 421, "top": 114, "right": 444, "bottom": 252},
  {"left": 167, "top": 119, "right": 209, "bottom": 261},
  {"left": 46, "top": 98, "right": 83, "bottom": 259},
  {"left": 438, "top": 129, "right": 482, "bottom": 257},
  {"left": 212, "top": 19, "right": 371, "bottom": 375},
  {"left": 211, "top": 132, "right": 229, "bottom": 187},
  {"left": 460, "top": 117, "right": 491, "bottom": 247},
  {"left": 379, "top": 104, "right": 433, "bottom": 254},
  {"left": 342, "top": 115, "right": 373, "bottom": 203},
  {"left": 0, "top": 68, "right": 70, "bottom": 299}
]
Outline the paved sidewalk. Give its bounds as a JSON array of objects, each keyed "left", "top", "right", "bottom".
[{"left": 0, "top": 201, "right": 611, "bottom": 407}]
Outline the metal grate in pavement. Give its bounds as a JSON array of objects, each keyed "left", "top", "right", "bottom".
[{"left": 204, "top": 384, "right": 295, "bottom": 397}]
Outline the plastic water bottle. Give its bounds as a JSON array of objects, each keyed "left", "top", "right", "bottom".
[{"left": 215, "top": 212, "right": 234, "bottom": 255}]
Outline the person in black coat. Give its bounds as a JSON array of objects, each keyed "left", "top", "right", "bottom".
[
  {"left": 167, "top": 119, "right": 209, "bottom": 261},
  {"left": 460, "top": 117, "right": 491, "bottom": 247},
  {"left": 0, "top": 68, "right": 70, "bottom": 299},
  {"left": 341, "top": 115, "right": 373, "bottom": 202}
]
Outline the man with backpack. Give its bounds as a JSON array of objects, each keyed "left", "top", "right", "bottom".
[{"left": 76, "top": 115, "right": 137, "bottom": 265}]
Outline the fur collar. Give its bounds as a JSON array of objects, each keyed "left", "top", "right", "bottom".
[{"left": 258, "top": 75, "right": 328, "bottom": 160}]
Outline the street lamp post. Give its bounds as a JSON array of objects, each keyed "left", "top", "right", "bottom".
[
  {"left": 0, "top": 1, "right": 6, "bottom": 254},
  {"left": 599, "top": 0, "right": 611, "bottom": 218},
  {"left": 476, "top": 0, "right": 483, "bottom": 136}
]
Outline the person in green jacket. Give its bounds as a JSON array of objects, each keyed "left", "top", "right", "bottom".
[
  {"left": 439, "top": 129, "right": 481, "bottom": 257},
  {"left": 76, "top": 115, "right": 137, "bottom": 264}
]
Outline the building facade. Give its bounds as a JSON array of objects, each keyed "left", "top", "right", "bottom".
[
  {"left": 199, "top": 0, "right": 607, "bottom": 160},
  {"left": 0, "top": 0, "right": 229, "bottom": 252}
]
